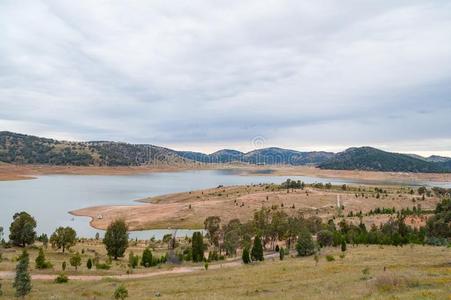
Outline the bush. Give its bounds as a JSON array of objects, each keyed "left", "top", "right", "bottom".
[
  {"left": 279, "top": 247, "right": 284, "bottom": 260},
  {"left": 325, "top": 255, "right": 335, "bottom": 262},
  {"left": 242, "top": 247, "right": 251, "bottom": 264},
  {"left": 114, "top": 285, "right": 129, "bottom": 300},
  {"left": 141, "top": 248, "right": 153, "bottom": 267},
  {"left": 204, "top": 261, "right": 209, "bottom": 270},
  {"left": 54, "top": 273, "right": 69, "bottom": 284},
  {"left": 96, "top": 263, "right": 111, "bottom": 270},
  {"left": 341, "top": 240, "right": 347, "bottom": 252},
  {"left": 296, "top": 230, "right": 315, "bottom": 256},
  {"left": 35, "top": 248, "right": 52, "bottom": 269}
]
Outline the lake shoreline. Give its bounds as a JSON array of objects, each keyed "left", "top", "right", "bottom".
[{"left": 2, "top": 163, "right": 451, "bottom": 183}]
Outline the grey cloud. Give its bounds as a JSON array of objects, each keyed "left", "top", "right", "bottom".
[{"left": 0, "top": 0, "right": 450, "bottom": 154}]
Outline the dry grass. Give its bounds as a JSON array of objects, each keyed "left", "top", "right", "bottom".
[
  {"left": 72, "top": 184, "right": 441, "bottom": 231},
  {"left": 0, "top": 245, "right": 449, "bottom": 299}
]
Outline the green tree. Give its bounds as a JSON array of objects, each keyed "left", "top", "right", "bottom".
[
  {"left": 341, "top": 240, "right": 347, "bottom": 252},
  {"left": 251, "top": 235, "right": 264, "bottom": 261},
  {"left": 204, "top": 216, "right": 221, "bottom": 250},
  {"left": 224, "top": 229, "right": 240, "bottom": 256},
  {"left": 87, "top": 258, "right": 92, "bottom": 270},
  {"left": 426, "top": 198, "right": 450, "bottom": 240},
  {"left": 50, "top": 226, "right": 77, "bottom": 253},
  {"left": 14, "top": 250, "right": 31, "bottom": 298},
  {"left": 141, "top": 248, "right": 153, "bottom": 268},
  {"left": 317, "top": 230, "right": 333, "bottom": 247},
  {"left": 35, "top": 248, "right": 52, "bottom": 269},
  {"left": 279, "top": 247, "right": 285, "bottom": 260},
  {"left": 114, "top": 285, "right": 129, "bottom": 300},
  {"left": 242, "top": 247, "right": 251, "bottom": 264},
  {"left": 104, "top": 219, "right": 129, "bottom": 260},
  {"left": 70, "top": 252, "right": 82, "bottom": 271},
  {"left": 296, "top": 230, "right": 315, "bottom": 256},
  {"left": 191, "top": 231, "right": 205, "bottom": 262},
  {"left": 9, "top": 212, "right": 37, "bottom": 247}
]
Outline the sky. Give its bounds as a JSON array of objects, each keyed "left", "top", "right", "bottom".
[{"left": 1, "top": 1, "right": 451, "bottom": 156}]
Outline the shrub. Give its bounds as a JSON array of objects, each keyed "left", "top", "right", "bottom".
[
  {"left": 96, "top": 263, "right": 111, "bottom": 270},
  {"left": 62, "top": 261, "right": 66, "bottom": 271},
  {"left": 35, "top": 248, "right": 52, "bottom": 269},
  {"left": 341, "top": 240, "right": 347, "bottom": 252},
  {"left": 279, "top": 247, "right": 285, "bottom": 260},
  {"left": 114, "top": 285, "right": 129, "bottom": 300},
  {"left": 54, "top": 273, "right": 69, "bottom": 284},
  {"left": 141, "top": 248, "right": 153, "bottom": 267},
  {"left": 204, "top": 261, "right": 208, "bottom": 270},
  {"left": 296, "top": 230, "right": 315, "bottom": 256},
  {"left": 242, "top": 247, "right": 251, "bottom": 264},
  {"left": 325, "top": 255, "right": 335, "bottom": 262}
]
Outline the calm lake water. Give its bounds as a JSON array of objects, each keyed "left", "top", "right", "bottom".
[{"left": 0, "top": 169, "right": 449, "bottom": 240}]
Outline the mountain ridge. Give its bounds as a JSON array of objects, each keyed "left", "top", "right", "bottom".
[{"left": 1, "top": 131, "right": 450, "bottom": 173}]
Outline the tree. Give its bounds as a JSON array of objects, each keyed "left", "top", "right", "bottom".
[
  {"left": 87, "top": 258, "right": 93, "bottom": 270},
  {"left": 104, "top": 219, "right": 129, "bottom": 260},
  {"left": 224, "top": 229, "right": 240, "bottom": 256},
  {"left": 242, "top": 247, "right": 251, "bottom": 264},
  {"left": 296, "top": 230, "right": 315, "bottom": 256},
  {"left": 14, "top": 250, "right": 31, "bottom": 298},
  {"left": 426, "top": 198, "right": 450, "bottom": 240},
  {"left": 50, "top": 227, "right": 77, "bottom": 253},
  {"left": 141, "top": 248, "right": 153, "bottom": 268},
  {"left": 70, "top": 252, "right": 82, "bottom": 270},
  {"left": 191, "top": 231, "right": 205, "bottom": 262},
  {"left": 317, "top": 230, "right": 333, "bottom": 247},
  {"left": 9, "top": 212, "right": 37, "bottom": 247},
  {"left": 341, "top": 240, "right": 347, "bottom": 252},
  {"left": 37, "top": 233, "right": 49, "bottom": 248},
  {"left": 251, "top": 235, "right": 264, "bottom": 261},
  {"left": 35, "top": 248, "right": 52, "bottom": 269},
  {"left": 204, "top": 216, "right": 221, "bottom": 250},
  {"left": 114, "top": 285, "right": 129, "bottom": 300}
]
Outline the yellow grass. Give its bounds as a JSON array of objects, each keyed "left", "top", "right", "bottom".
[{"left": 0, "top": 245, "right": 449, "bottom": 299}]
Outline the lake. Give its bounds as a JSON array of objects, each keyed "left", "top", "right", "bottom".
[{"left": 0, "top": 169, "right": 449, "bottom": 240}]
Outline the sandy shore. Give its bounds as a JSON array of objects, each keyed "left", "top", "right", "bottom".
[{"left": 1, "top": 163, "right": 451, "bottom": 182}]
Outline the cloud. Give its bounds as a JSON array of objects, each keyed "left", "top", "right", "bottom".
[{"left": 1, "top": 0, "right": 450, "bottom": 155}]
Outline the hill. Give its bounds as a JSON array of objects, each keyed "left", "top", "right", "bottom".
[
  {"left": 319, "top": 147, "right": 451, "bottom": 173},
  {"left": 0, "top": 131, "right": 187, "bottom": 166},
  {"left": 177, "top": 147, "right": 334, "bottom": 165}
]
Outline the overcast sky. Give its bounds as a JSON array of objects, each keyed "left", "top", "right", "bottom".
[{"left": 1, "top": 1, "right": 450, "bottom": 156}]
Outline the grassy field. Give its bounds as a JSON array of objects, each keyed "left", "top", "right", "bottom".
[{"left": 0, "top": 245, "right": 449, "bottom": 299}]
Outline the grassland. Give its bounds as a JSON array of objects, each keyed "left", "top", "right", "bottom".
[{"left": 0, "top": 245, "right": 449, "bottom": 299}]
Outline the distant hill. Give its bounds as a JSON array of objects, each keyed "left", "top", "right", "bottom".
[
  {"left": 1, "top": 131, "right": 450, "bottom": 172},
  {"left": 319, "top": 147, "right": 451, "bottom": 173},
  {"left": 176, "top": 147, "right": 334, "bottom": 165}
]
